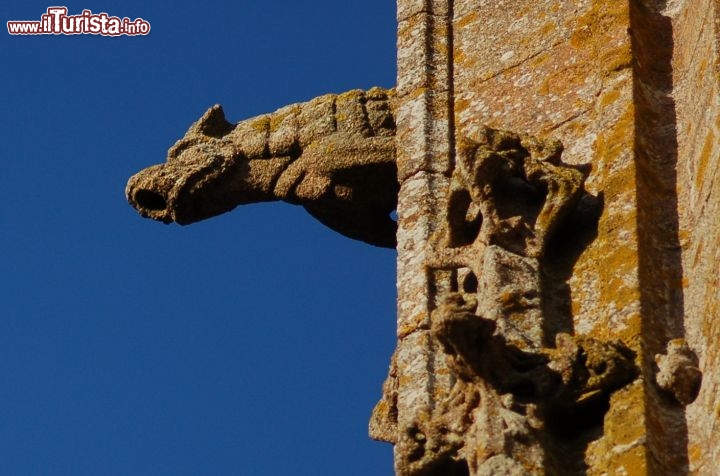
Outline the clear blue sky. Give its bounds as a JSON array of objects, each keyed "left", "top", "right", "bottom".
[{"left": 1, "top": 1, "right": 397, "bottom": 474}]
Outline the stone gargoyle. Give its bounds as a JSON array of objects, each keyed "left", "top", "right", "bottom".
[{"left": 126, "top": 87, "right": 398, "bottom": 248}]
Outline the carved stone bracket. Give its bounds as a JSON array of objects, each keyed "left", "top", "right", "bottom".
[
  {"left": 655, "top": 339, "right": 702, "bottom": 406},
  {"left": 373, "top": 128, "right": 639, "bottom": 475}
]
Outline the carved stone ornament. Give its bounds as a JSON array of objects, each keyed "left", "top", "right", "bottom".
[
  {"left": 371, "top": 128, "right": 638, "bottom": 475},
  {"left": 126, "top": 88, "right": 398, "bottom": 248}
]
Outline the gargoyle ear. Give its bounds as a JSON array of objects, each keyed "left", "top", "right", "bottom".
[{"left": 193, "top": 104, "right": 234, "bottom": 138}]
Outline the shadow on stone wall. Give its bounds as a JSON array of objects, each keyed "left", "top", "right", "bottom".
[
  {"left": 541, "top": 189, "right": 604, "bottom": 345},
  {"left": 631, "top": 1, "right": 689, "bottom": 474}
]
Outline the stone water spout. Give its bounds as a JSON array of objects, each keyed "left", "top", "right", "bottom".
[{"left": 127, "top": 87, "right": 399, "bottom": 248}]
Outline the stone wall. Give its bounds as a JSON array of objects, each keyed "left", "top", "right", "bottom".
[
  {"left": 385, "top": 0, "right": 718, "bottom": 474},
  {"left": 673, "top": 0, "right": 720, "bottom": 473}
]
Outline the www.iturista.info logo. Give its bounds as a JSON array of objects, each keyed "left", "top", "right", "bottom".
[{"left": 7, "top": 7, "right": 150, "bottom": 36}]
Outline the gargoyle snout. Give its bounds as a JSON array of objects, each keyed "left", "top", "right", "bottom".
[
  {"left": 126, "top": 154, "right": 244, "bottom": 225},
  {"left": 125, "top": 165, "right": 176, "bottom": 224}
]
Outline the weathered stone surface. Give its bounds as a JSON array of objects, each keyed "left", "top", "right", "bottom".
[
  {"left": 655, "top": 339, "right": 702, "bottom": 406},
  {"left": 670, "top": 0, "right": 720, "bottom": 473},
  {"left": 380, "top": 126, "right": 638, "bottom": 474},
  {"left": 126, "top": 88, "right": 398, "bottom": 248},
  {"left": 388, "top": 0, "right": 716, "bottom": 474}
]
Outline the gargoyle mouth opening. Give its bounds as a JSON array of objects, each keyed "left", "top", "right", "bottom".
[{"left": 134, "top": 189, "right": 168, "bottom": 211}]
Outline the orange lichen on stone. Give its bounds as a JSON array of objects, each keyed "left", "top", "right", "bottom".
[
  {"left": 595, "top": 104, "right": 635, "bottom": 162},
  {"left": 570, "top": 1, "right": 629, "bottom": 48},
  {"left": 569, "top": 1, "right": 633, "bottom": 82},
  {"left": 587, "top": 382, "right": 648, "bottom": 475},
  {"left": 695, "top": 131, "right": 715, "bottom": 188},
  {"left": 454, "top": 10, "right": 479, "bottom": 29}
]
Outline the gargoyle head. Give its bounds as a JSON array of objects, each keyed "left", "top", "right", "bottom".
[{"left": 126, "top": 105, "right": 268, "bottom": 225}]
